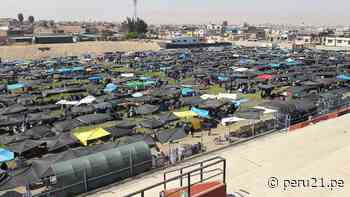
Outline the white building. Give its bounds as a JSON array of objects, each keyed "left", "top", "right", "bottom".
[
  {"left": 171, "top": 37, "right": 199, "bottom": 44},
  {"left": 322, "top": 37, "right": 350, "bottom": 47}
]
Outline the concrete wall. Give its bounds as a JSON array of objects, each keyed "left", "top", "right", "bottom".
[{"left": 323, "top": 37, "right": 350, "bottom": 47}]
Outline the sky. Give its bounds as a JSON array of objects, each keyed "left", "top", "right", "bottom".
[{"left": 1, "top": 0, "right": 350, "bottom": 25}]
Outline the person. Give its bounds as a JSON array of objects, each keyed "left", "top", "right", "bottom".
[{"left": 178, "top": 146, "right": 184, "bottom": 161}]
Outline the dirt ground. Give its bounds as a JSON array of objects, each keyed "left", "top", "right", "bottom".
[{"left": 0, "top": 41, "right": 161, "bottom": 60}]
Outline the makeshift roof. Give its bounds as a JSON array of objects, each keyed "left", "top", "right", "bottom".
[
  {"left": 7, "top": 139, "right": 43, "bottom": 154},
  {"left": 73, "top": 128, "right": 111, "bottom": 146},
  {"left": 135, "top": 104, "right": 159, "bottom": 115},
  {"left": 156, "top": 127, "right": 187, "bottom": 144},
  {"left": 0, "top": 148, "right": 14, "bottom": 163},
  {"left": 173, "top": 111, "right": 197, "bottom": 118}
]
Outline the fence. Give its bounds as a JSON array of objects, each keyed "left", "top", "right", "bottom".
[{"left": 124, "top": 156, "right": 226, "bottom": 197}]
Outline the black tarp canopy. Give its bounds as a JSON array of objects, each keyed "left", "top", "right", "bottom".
[
  {"left": 52, "top": 119, "right": 84, "bottom": 133},
  {"left": 0, "top": 116, "right": 24, "bottom": 127},
  {"left": 75, "top": 113, "right": 113, "bottom": 124},
  {"left": 153, "top": 112, "right": 179, "bottom": 124},
  {"left": 139, "top": 118, "right": 165, "bottom": 129},
  {"left": 24, "top": 125, "right": 54, "bottom": 139},
  {"left": 30, "top": 149, "right": 78, "bottom": 178},
  {"left": 0, "top": 105, "right": 26, "bottom": 115},
  {"left": 71, "top": 105, "right": 96, "bottom": 115},
  {"left": 234, "top": 108, "right": 264, "bottom": 120},
  {"left": 135, "top": 104, "right": 159, "bottom": 115},
  {"left": 27, "top": 112, "right": 58, "bottom": 122},
  {"left": 0, "top": 134, "right": 30, "bottom": 145},
  {"left": 156, "top": 127, "right": 187, "bottom": 143},
  {"left": 180, "top": 96, "right": 205, "bottom": 106},
  {"left": 115, "top": 134, "right": 155, "bottom": 147},
  {"left": 43, "top": 132, "right": 78, "bottom": 152},
  {"left": 105, "top": 127, "right": 133, "bottom": 138},
  {"left": 113, "top": 120, "right": 137, "bottom": 129},
  {"left": 198, "top": 99, "right": 229, "bottom": 109},
  {"left": 7, "top": 139, "right": 44, "bottom": 154}
]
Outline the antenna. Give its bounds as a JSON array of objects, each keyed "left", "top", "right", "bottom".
[{"left": 133, "top": 0, "right": 138, "bottom": 19}]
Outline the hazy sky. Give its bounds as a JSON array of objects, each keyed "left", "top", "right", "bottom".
[{"left": 1, "top": 0, "right": 349, "bottom": 25}]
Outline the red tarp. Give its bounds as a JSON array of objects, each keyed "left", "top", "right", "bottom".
[{"left": 257, "top": 74, "right": 273, "bottom": 80}]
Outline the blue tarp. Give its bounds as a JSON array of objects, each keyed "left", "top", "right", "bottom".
[
  {"left": 239, "top": 59, "right": 248, "bottom": 64},
  {"left": 191, "top": 107, "right": 210, "bottom": 119},
  {"left": 88, "top": 76, "right": 102, "bottom": 81},
  {"left": 104, "top": 83, "right": 118, "bottom": 93},
  {"left": 218, "top": 76, "right": 229, "bottom": 82},
  {"left": 181, "top": 87, "right": 194, "bottom": 96},
  {"left": 336, "top": 75, "right": 350, "bottom": 81},
  {"left": 7, "top": 83, "right": 26, "bottom": 91},
  {"left": 232, "top": 99, "right": 249, "bottom": 108},
  {"left": 191, "top": 107, "right": 210, "bottom": 118},
  {"left": 48, "top": 68, "right": 54, "bottom": 74},
  {"left": 286, "top": 58, "right": 298, "bottom": 66},
  {"left": 0, "top": 148, "right": 14, "bottom": 163},
  {"left": 57, "top": 66, "right": 84, "bottom": 74},
  {"left": 268, "top": 63, "right": 281, "bottom": 68}
]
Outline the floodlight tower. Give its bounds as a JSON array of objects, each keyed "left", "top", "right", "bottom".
[{"left": 133, "top": 0, "right": 138, "bottom": 19}]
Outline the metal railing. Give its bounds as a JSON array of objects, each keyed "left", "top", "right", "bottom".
[{"left": 124, "top": 156, "right": 226, "bottom": 197}]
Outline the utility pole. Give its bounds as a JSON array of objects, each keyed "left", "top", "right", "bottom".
[{"left": 133, "top": 0, "right": 138, "bottom": 19}]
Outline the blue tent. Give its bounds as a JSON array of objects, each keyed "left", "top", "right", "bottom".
[
  {"left": 232, "top": 99, "right": 249, "bottom": 108},
  {"left": 71, "top": 66, "right": 84, "bottom": 72},
  {"left": 88, "top": 76, "right": 102, "bottom": 82},
  {"left": 268, "top": 63, "right": 281, "bottom": 68},
  {"left": 191, "top": 107, "right": 210, "bottom": 119},
  {"left": 286, "top": 58, "right": 298, "bottom": 66},
  {"left": 218, "top": 76, "right": 229, "bottom": 82},
  {"left": 239, "top": 59, "right": 248, "bottom": 64},
  {"left": 0, "top": 148, "right": 14, "bottom": 163},
  {"left": 181, "top": 87, "right": 194, "bottom": 97},
  {"left": 7, "top": 83, "right": 26, "bottom": 91},
  {"left": 104, "top": 83, "right": 118, "bottom": 93},
  {"left": 336, "top": 75, "right": 350, "bottom": 81}
]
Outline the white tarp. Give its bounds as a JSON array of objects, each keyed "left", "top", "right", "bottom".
[
  {"left": 234, "top": 67, "right": 249, "bottom": 72},
  {"left": 217, "top": 93, "right": 237, "bottom": 100},
  {"left": 121, "top": 73, "right": 135, "bottom": 78},
  {"left": 200, "top": 93, "right": 237, "bottom": 101},
  {"left": 221, "top": 116, "right": 246, "bottom": 126},
  {"left": 78, "top": 95, "right": 96, "bottom": 105},
  {"left": 254, "top": 106, "right": 277, "bottom": 114},
  {"left": 56, "top": 95, "right": 96, "bottom": 106},
  {"left": 56, "top": 100, "right": 79, "bottom": 105},
  {"left": 200, "top": 94, "right": 217, "bottom": 100}
]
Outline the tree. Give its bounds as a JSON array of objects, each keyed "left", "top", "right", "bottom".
[
  {"left": 28, "top": 16, "right": 35, "bottom": 24},
  {"left": 18, "top": 13, "right": 24, "bottom": 23},
  {"left": 49, "top": 20, "right": 55, "bottom": 27}
]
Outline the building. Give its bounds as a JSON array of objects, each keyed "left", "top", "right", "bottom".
[
  {"left": 322, "top": 37, "right": 350, "bottom": 47},
  {"left": 0, "top": 18, "right": 10, "bottom": 45},
  {"left": 34, "top": 35, "right": 77, "bottom": 44},
  {"left": 57, "top": 25, "right": 82, "bottom": 35},
  {"left": 171, "top": 36, "right": 199, "bottom": 44},
  {"left": 34, "top": 26, "right": 54, "bottom": 35}
]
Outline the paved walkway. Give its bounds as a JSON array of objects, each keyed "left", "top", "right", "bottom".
[{"left": 87, "top": 114, "right": 350, "bottom": 197}]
